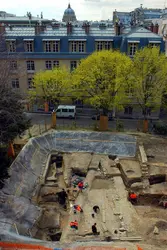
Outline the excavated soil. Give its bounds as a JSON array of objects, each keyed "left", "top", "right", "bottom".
[{"left": 2, "top": 132, "right": 167, "bottom": 250}]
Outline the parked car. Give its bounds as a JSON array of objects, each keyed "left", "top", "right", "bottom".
[
  {"left": 92, "top": 114, "right": 113, "bottom": 121},
  {"left": 56, "top": 105, "right": 76, "bottom": 119}
]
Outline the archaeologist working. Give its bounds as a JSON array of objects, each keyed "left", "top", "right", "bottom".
[
  {"left": 128, "top": 191, "right": 138, "bottom": 204},
  {"left": 92, "top": 223, "right": 99, "bottom": 235},
  {"left": 78, "top": 181, "right": 84, "bottom": 192},
  {"left": 73, "top": 204, "right": 83, "bottom": 213},
  {"left": 70, "top": 220, "right": 78, "bottom": 230}
]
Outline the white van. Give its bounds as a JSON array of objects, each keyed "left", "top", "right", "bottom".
[{"left": 56, "top": 105, "right": 76, "bottom": 119}]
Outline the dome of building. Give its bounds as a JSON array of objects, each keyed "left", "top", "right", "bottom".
[{"left": 62, "top": 3, "right": 77, "bottom": 22}]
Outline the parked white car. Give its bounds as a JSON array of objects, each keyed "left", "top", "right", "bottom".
[{"left": 56, "top": 105, "right": 76, "bottom": 119}]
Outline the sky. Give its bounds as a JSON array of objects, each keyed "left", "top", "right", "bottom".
[{"left": 1, "top": 0, "right": 166, "bottom": 21}]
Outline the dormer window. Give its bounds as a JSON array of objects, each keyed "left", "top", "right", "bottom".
[
  {"left": 95, "top": 39, "right": 113, "bottom": 51},
  {"left": 24, "top": 39, "right": 34, "bottom": 52},
  {"left": 149, "top": 40, "right": 161, "bottom": 48},
  {"left": 128, "top": 40, "right": 140, "bottom": 56},
  {"left": 6, "top": 39, "right": 16, "bottom": 52},
  {"left": 69, "top": 39, "right": 86, "bottom": 53},
  {"left": 43, "top": 39, "right": 60, "bottom": 52}
]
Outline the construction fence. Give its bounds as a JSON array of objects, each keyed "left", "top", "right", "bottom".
[{"left": 0, "top": 242, "right": 143, "bottom": 250}]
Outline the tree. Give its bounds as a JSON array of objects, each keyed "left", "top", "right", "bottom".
[
  {"left": 29, "top": 67, "right": 71, "bottom": 109},
  {"left": 0, "top": 84, "right": 30, "bottom": 144},
  {"left": 131, "top": 47, "right": 167, "bottom": 131},
  {"left": 0, "top": 32, "right": 29, "bottom": 188},
  {"left": 72, "top": 50, "right": 132, "bottom": 115},
  {"left": 0, "top": 84, "right": 30, "bottom": 188}
]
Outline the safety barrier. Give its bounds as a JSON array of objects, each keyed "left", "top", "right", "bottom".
[
  {"left": 0, "top": 242, "right": 52, "bottom": 250},
  {"left": 0, "top": 242, "right": 143, "bottom": 250}
]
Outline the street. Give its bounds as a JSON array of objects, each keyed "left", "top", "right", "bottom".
[{"left": 26, "top": 113, "right": 140, "bottom": 131}]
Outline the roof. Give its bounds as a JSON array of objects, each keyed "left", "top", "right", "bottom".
[
  {"left": 5, "top": 26, "right": 116, "bottom": 37},
  {"left": 125, "top": 26, "right": 161, "bottom": 38},
  {"left": 0, "top": 16, "right": 49, "bottom": 21},
  {"left": 57, "top": 105, "right": 76, "bottom": 109}
]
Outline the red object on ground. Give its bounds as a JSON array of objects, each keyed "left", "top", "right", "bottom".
[
  {"left": 76, "top": 205, "right": 81, "bottom": 211},
  {"left": 70, "top": 222, "right": 75, "bottom": 227},
  {"left": 130, "top": 193, "right": 137, "bottom": 199},
  {"left": 0, "top": 241, "right": 52, "bottom": 249},
  {"left": 137, "top": 245, "right": 143, "bottom": 250},
  {"left": 65, "top": 247, "right": 126, "bottom": 250},
  {"left": 74, "top": 220, "right": 78, "bottom": 227},
  {"left": 78, "top": 182, "right": 84, "bottom": 189}
]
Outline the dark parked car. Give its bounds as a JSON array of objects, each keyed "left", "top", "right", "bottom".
[{"left": 92, "top": 114, "right": 113, "bottom": 121}]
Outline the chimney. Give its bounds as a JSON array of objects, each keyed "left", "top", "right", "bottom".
[
  {"left": 35, "top": 22, "right": 45, "bottom": 35},
  {"left": 0, "top": 23, "right": 5, "bottom": 34},
  {"left": 83, "top": 22, "right": 90, "bottom": 35},
  {"left": 67, "top": 22, "right": 72, "bottom": 35},
  {"left": 150, "top": 22, "right": 154, "bottom": 32},
  {"left": 115, "top": 22, "right": 120, "bottom": 36},
  {"left": 153, "top": 23, "right": 159, "bottom": 34}
]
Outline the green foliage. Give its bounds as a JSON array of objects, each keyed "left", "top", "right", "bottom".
[
  {"left": 116, "top": 119, "right": 124, "bottom": 132},
  {"left": 72, "top": 50, "right": 132, "bottom": 114},
  {"left": 0, "top": 84, "right": 31, "bottom": 144},
  {"left": 29, "top": 67, "right": 71, "bottom": 105},
  {"left": 93, "top": 121, "right": 99, "bottom": 131},
  {"left": 0, "top": 149, "right": 11, "bottom": 189},
  {"left": 154, "top": 122, "right": 167, "bottom": 135},
  {"left": 131, "top": 47, "right": 167, "bottom": 118}
]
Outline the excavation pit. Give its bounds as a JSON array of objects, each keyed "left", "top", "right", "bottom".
[{"left": 1, "top": 131, "right": 167, "bottom": 249}]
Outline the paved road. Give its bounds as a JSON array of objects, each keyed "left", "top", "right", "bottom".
[{"left": 26, "top": 113, "right": 140, "bottom": 131}]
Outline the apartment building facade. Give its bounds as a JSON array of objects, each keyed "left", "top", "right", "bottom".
[{"left": 0, "top": 19, "right": 164, "bottom": 118}]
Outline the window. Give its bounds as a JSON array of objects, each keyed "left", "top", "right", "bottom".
[
  {"left": 62, "top": 109, "right": 68, "bottom": 112},
  {"left": 7, "top": 41, "right": 16, "bottom": 52},
  {"left": 70, "top": 61, "right": 77, "bottom": 71},
  {"left": 11, "top": 79, "right": 19, "bottom": 88},
  {"left": 104, "top": 41, "right": 112, "bottom": 50},
  {"left": 44, "top": 41, "right": 60, "bottom": 52},
  {"left": 129, "top": 43, "right": 138, "bottom": 56},
  {"left": 28, "top": 77, "right": 33, "bottom": 89},
  {"left": 96, "top": 41, "right": 113, "bottom": 51},
  {"left": 96, "top": 41, "right": 103, "bottom": 51},
  {"left": 10, "top": 60, "right": 17, "bottom": 70},
  {"left": 53, "top": 60, "right": 59, "bottom": 68},
  {"left": 69, "top": 41, "right": 86, "bottom": 53},
  {"left": 149, "top": 43, "right": 160, "bottom": 48},
  {"left": 45, "top": 60, "right": 59, "bottom": 70},
  {"left": 24, "top": 41, "right": 34, "bottom": 52},
  {"left": 27, "top": 61, "right": 35, "bottom": 71},
  {"left": 45, "top": 41, "right": 51, "bottom": 52},
  {"left": 53, "top": 41, "right": 59, "bottom": 52},
  {"left": 69, "top": 109, "right": 74, "bottom": 112},
  {"left": 78, "top": 41, "right": 85, "bottom": 52},
  {"left": 143, "top": 108, "right": 152, "bottom": 116},
  {"left": 125, "top": 87, "right": 134, "bottom": 96},
  {"left": 45, "top": 60, "right": 52, "bottom": 70},
  {"left": 124, "top": 106, "right": 133, "bottom": 115},
  {"left": 71, "top": 41, "right": 77, "bottom": 52}
]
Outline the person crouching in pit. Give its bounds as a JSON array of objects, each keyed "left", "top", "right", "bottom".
[
  {"left": 73, "top": 204, "right": 83, "bottom": 214},
  {"left": 70, "top": 220, "right": 78, "bottom": 230}
]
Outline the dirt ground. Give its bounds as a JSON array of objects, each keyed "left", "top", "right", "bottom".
[
  {"left": 23, "top": 133, "right": 167, "bottom": 249},
  {"left": 137, "top": 133, "right": 167, "bottom": 163},
  {"left": 135, "top": 205, "right": 167, "bottom": 247}
]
